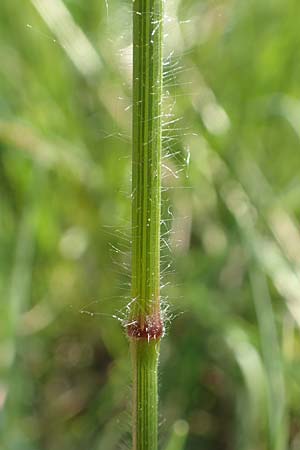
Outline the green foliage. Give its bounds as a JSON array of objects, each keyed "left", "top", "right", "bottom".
[{"left": 1, "top": 0, "right": 300, "bottom": 450}]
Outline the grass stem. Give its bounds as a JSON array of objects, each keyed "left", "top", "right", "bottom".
[{"left": 128, "top": 0, "right": 164, "bottom": 449}]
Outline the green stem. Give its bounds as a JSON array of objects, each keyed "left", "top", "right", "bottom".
[
  {"left": 130, "top": 0, "right": 163, "bottom": 326},
  {"left": 128, "top": 0, "right": 164, "bottom": 449},
  {"left": 131, "top": 340, "right": 160, "bottom": 450}
]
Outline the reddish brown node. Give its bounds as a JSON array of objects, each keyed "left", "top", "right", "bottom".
[{"left": 126, "top": 315, "right": 164, "bottom": 340}]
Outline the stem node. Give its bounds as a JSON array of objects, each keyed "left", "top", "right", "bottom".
[{"left": 127, "top": 313, "right": 164, "bottom": 341}]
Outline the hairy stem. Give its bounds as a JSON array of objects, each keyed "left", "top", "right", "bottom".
[
  {"left": 129, "top": 0, "right": 164, "bottom": 449},
  {"left": 131, "top": 0, "right": 163, "bottom": 324}
]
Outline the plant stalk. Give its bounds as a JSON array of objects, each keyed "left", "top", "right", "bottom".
[
  {"left": 131, "top": 340, "right": 160, "bottom": 450},
  {"left": 128, "top": 0, "right": 164, "bottom": 449}
]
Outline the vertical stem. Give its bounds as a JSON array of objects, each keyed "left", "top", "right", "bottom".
[
  {"left": 131, "top": 340, "right": 160, "bottom": 450},
  {"left": 129, "top": 0, "right": 164, "bottom": 449},
  {"left": 131, "top": 0, "right": 163, "bottom": 324}
]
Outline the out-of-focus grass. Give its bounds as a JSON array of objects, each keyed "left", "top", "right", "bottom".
[{"left": 1, "top": 0, "right": 300, "bottom": 449}]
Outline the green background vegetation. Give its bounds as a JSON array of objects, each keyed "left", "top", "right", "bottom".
[{"left": 1, "top": 0, "right": 300, "bottom": 449}]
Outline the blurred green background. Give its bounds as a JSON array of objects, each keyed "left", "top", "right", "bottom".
[{"left": 1, "top": 0, "right": 300, "bottom": 449}]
